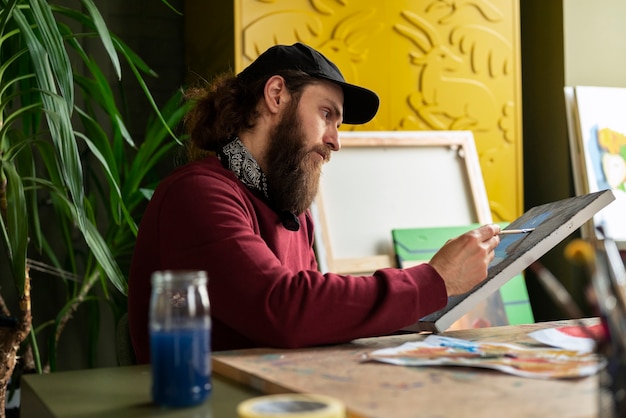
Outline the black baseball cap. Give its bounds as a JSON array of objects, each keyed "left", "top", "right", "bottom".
[{"left": 238, "top": 42, "right": 379, "bottom": 125}]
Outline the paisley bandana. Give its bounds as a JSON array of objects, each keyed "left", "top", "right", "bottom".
[
  {"left": 218, "top": 137, "right": 269, "bottom": 199},
  {"left": 217, "top": 137, "right": 301, "bottom": 231}
]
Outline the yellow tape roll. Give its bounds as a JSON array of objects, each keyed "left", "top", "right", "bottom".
[{"left": 237, "top": 393, "right": 345, "bottom": 418}]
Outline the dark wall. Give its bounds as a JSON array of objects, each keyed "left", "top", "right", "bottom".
[
  {"left": 94, "top": 0, "right": 185, "bottom": 141},
  {"left": 80, "top": 0, "right": 185, "bottom": 369},
  {"left": 520, "top": 1, "right": 589, "bottom": 321}
]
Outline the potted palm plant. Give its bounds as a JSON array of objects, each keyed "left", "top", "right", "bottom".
[{"left": 0, "top": 0, "right": 186, "bottom": 414}]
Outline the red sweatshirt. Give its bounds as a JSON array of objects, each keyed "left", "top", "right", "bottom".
[{"left": 128, "top": 156, "right": 447, "bottom": 363}]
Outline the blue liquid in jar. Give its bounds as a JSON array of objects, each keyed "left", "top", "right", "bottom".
[{"left": 150, "top": 327, "right": 211, "bottom": 407}]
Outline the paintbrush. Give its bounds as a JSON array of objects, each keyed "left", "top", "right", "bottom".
[{"left": 498, "top": 228, "right": 535, "bottom": 235}]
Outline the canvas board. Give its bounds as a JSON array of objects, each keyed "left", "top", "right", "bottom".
[
  {"left": 314, "top": 131, "right": 491, "bottom": 275},
  {"left": 404, "top": 189, "right": 616, "bottom": 333},
  {"left": 564, "top": 87, "right": 586, "bottom": 198},
  {"left": 565, "top": 86, "right": 626, "bottom": 245},
  {"left": 392, "top": 224, "right": 534, "bottom": 329}
]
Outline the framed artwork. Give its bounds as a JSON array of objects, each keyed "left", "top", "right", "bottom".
[
  {"left": 312, "top": 130, "right": 492, "bottom": 275},
  {"left": 565, "top": 86, "right": 626, "bottom": 245}
]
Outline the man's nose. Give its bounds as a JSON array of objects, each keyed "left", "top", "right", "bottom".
[{"left": 326, "top": 127, "right": 341, "bottom": 151}]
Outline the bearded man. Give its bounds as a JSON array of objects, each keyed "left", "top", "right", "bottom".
[{"left": 128, "top": 43, "right": 501, "bottom": 363}]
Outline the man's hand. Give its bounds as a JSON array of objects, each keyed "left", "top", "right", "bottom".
[{"left": 428, "top": 224, "right": 501, "bottom": 296}]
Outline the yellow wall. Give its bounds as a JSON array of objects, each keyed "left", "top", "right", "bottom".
[{"left": 186, "top": 0, "right": 523, "bottom": 221}]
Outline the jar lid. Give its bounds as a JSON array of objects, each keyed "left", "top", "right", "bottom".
[{"left": 151, "top": 270, "right": 208, "bottom": 286}]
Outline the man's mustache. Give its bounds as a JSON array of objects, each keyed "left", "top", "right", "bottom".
[{"left": 311, "top": 145, "right": 332, "bottom": 163}]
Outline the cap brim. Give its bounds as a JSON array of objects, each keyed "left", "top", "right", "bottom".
[{"left": 326, "top": 79, "right": 380, "bottom": 125}]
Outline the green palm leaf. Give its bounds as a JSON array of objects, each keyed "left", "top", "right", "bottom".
[{"left": 80, "top": 0, "right": 121, "bottom": 79}]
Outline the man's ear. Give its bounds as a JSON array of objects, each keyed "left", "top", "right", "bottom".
[{"left": 264, "top": 75, "right": 289, "bottom": 115}]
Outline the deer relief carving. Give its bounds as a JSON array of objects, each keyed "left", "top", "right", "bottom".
[
  {"left": 243, "top": 11, "right": 324, "bottom": 61},
  {"left": 243, "top": 6, "right": 380, "bottom": 90},
  {"left": 309, "top": 0, "right": 348, "bottom": 16},
  {"left": 394, "top": 10, "right": 498, "bottom": 132},
  {"left": 425, "top": 0, "right": 504, "bottom": 24},
  {"left": 317, "top": 9, "right": 382, "bottom": 84}
]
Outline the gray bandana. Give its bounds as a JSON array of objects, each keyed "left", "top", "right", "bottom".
[{"left": 218, "top": 138, "right": 269, "bottom": 199}]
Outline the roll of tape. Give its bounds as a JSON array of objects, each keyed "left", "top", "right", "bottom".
[{"left": 237, "top": 393, "right": 345, "bottom": 418}]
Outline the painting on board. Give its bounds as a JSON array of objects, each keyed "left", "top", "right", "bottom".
[
  {"left": 568, "top": 86, "right": 626, "bottom": 243},
  {"left": 405, "top": 190, "right": 615, "bottom": 333},
  {"left": 392, "top": 224, "right": 534, "bottom": 331}
]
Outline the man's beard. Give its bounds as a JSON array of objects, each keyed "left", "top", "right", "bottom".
[{"left": 265, "top": 101, "right": 330, "bottom": 215}]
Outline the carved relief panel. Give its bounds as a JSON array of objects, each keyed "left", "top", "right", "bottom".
[{"left": 231, "top": 0, "right": 523, "bottom": 220}]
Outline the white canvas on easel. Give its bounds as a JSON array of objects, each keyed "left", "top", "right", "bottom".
[
  {"left": 313, "top": 130, "right": 492, "bottom": 275},
  {"left": 565, "top": 86, "right": 626, "bottom": 247}
]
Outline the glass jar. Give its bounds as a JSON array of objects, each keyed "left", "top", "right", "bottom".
[{"left": 149, "top": 270, "right": 211, "bottom": 408}]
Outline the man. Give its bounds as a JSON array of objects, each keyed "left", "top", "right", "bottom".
[{"left": 128, "top": 42, "right": 500, "bottom": 363}]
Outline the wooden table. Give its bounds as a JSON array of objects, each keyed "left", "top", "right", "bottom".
[
  {"left": 21, "top": 365, "right": 261, "bottom": 417},
  {"left": 21, "top": 319, "right": 600, "bottom": 418},
  {"left": 213, "top": 318, "right": 601, "bottom": 418}
]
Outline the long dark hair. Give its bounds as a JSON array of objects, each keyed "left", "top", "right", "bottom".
[{"left": 183, "top": 70, "right": 317, "bottom": 161}]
